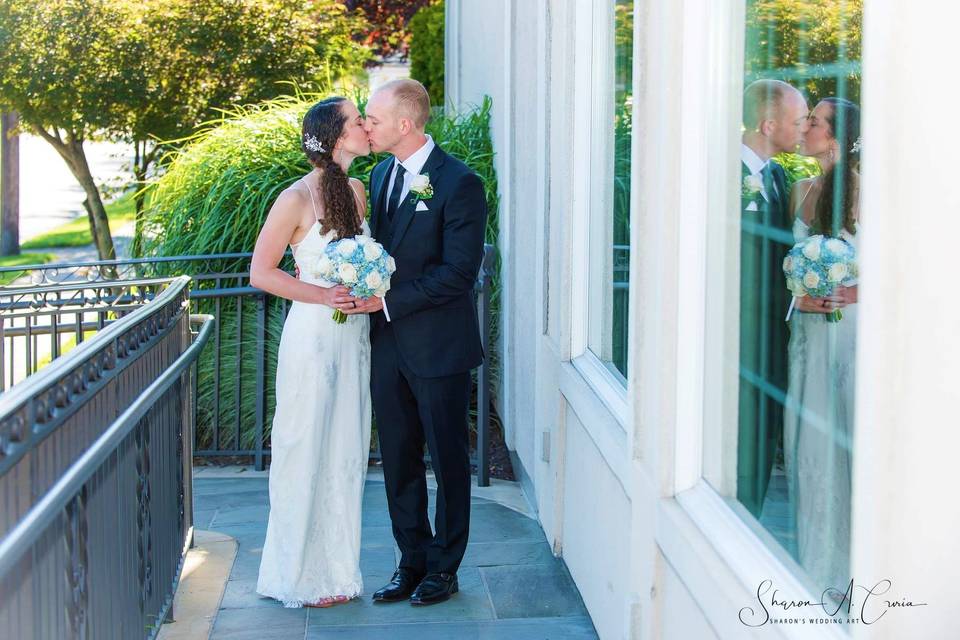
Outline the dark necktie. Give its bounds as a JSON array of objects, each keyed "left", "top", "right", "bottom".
[
  {"left": 387, "top": 163, "right": 406, "bottom": 223},
  {"left": 760, "top": 163, "right": 777, "bottom": 202}
]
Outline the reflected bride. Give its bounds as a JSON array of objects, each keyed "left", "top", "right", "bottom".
[{"left": 783, "top": 97, "right": 862, "bottom": 593}]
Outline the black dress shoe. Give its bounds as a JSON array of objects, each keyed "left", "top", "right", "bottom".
[
  {"left": 372, "top": 568, "right": 425, "bottom": 603},
  {"left": 409, "top": 572, "right": 459, "bottom": 606}
]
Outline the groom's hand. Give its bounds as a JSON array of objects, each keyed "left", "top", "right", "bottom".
[{"left": 342, "top": 295, "right": 383, "bottom": 315}]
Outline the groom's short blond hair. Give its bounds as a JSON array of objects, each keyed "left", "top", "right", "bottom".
[
  {"left": 378, "top": 79, "right": 431, "bottom": 129},
  {"left": 743, "top": 79, "right": 799, "bottom": 128}
]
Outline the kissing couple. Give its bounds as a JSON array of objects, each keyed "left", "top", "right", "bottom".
[{"left": 249, "top": 78, "right": 487, "bottom": 608}]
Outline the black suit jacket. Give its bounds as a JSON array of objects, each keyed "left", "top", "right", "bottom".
[
  {"left": 737, "top": 158, "right": 792, "bottom": 515},
  {"left": 369, "top": 145, "right": 487, "bottom": 378}
]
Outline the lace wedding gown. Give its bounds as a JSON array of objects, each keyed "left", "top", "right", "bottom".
[
  {"left": 256, "top": 183, "right": 372, "bottom": 607},
  {"left": 783, "top": 217, "right": 858, "bottom": 593}
]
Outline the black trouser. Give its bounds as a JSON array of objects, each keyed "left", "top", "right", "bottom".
[{"left": 370, "top": 325, "right": 472, "bottom": 575}]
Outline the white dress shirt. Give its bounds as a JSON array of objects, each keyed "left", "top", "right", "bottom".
[{"left": 382, "top": 134, "right": 435, "bottom": 322}]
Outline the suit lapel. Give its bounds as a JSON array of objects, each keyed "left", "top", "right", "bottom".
[
  {"left": 388, "top": 145, "right": 446, "bottom": 254},
  {"left": 770, "top": 162, "right": 789, "bottom": 226}
]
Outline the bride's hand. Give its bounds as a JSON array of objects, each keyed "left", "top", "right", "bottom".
[
  {"left": 835, "top": 285, "right": 858, "bottom": 305},
  {"left": 795, "top": 294, "right": 846, "bottom": 313},
  {"left": 314, "top": 285, "right": 354, "bottom": 308}
]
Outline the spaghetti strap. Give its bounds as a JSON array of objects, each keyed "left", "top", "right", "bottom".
[
  {"left": 299, "top": 178, "right": 322, "bottom": 223},
  {"left": 793, "top": 180, "right": 817, "bottom": 220},
  {"left": 350, "top": 181, "right": 366, "bottom": 224}
]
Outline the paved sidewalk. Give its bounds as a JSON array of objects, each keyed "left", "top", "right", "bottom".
[{"left": 193, "top": 469, "right": 598, "bottom": 639}]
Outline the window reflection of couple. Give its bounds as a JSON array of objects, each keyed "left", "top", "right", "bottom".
[{"left": 741, "top": 79, "right": 860, "bottom": 593}]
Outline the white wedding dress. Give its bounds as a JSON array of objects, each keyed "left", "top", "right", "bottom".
[
  {"left": 256, "top": 182, "right": 372, "bottom": 607},
  {"left": 783, "top": 216, "right": 858, "bottom": 594}
]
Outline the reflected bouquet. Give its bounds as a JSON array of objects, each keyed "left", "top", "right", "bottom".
[
  {"left": 313, "top": 235, "right": 396, "bottom": 324},
  {"left": 782, "top": 234, "right": 858, "bottom": 323}
]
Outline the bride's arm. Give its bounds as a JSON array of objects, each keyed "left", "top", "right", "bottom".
[{"left": 249, "top": 191, "right": 352, "bottom": 307}]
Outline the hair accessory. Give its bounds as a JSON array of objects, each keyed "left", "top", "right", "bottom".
[{"left": 303, "top": 133, "right": 326, "bottom": 153}]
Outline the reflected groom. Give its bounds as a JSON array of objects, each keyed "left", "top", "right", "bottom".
[{"left": 738, "top": 79, "right": 809, "bottom": 515}]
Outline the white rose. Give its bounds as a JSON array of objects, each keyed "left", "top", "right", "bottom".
[
  {"left": 801, "top": 240, "right": 821, "bottom": 261},
  {"left": 743, "top": 175, "right": 763, "bottom": 193},
  {"left": 337, "top": 239, "right": 358, "bottom": 257},
  {"left": 786, "top": 278, "right": 803, "bottom": 296},
  {"left": 356, "top": 235, "right": 370, "bottom": 245},
  {"left": 824, "top": 238, "right": 846, "bottom": 256},
  {"left": 375, "top": 282, "right": 390, "bottom": 297},
  {"left": 386, "top": 256, "right": 396, "bottom": 273},
  {"left": 410, "top": 174, "right": 430, "bottom": 191},
  {"left": 338, "top": 263, "right": 358, "bottom": 284},
  {"left": 315, "top": 255, "right": 334, "bottom": 277},
  {"left": 783, "top": 256, "right": 794, "bottom": 273},
  {"left": 363, "top": 242, "right": 383, "bottom": 261},
  {"left": 827, "top": 263, "right": 847, "bottom": 282},
  {"left": 365, "top": 271, "right": 383, "bottom": 289},
  {"left": 802, "top": 270, "right": 820, "bottom": 289}
]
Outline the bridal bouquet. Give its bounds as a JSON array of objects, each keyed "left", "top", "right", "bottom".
[
  {"left": 782, "top": 235, "right": 858, "bottom": 322},
  {"left": 312, "top": 235, "right": 396, "bottom": 324}
]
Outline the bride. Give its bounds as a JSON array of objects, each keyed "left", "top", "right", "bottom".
[
  {"left": 784, "top": 97, "right": 861, "bottom": 594},
  {"left": 249, "top": 97, "right": 372, "bottom": 608}
]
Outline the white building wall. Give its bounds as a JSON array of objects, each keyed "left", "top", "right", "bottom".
[{"left": 448, "top": 1, "right": 960, "bottom": 639}]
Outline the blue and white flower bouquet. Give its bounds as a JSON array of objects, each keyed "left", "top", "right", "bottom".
[
  {"left": 782, "top": 234, "right": 858, "bottom": 322},
  {"left": 312, "top": 235, "right": 396, "bottom": 324}
]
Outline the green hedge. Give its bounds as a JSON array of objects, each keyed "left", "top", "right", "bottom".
[
  {"left": 408, "top": 0, "right": 445, "bottom": 106},
  {"left": 144, "top": 93, "right": 499, "bottom": 450}
]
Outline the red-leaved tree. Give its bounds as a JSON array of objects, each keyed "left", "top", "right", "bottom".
[{"left": 340, "top": 0, "right": 434, "bottom": 60}]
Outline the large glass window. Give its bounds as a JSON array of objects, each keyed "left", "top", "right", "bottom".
[
  {"left": 715, "top": 0, "right": 863, "bottom": 600},
  {"left": 588, "top": 0, "right": 633, "bottom": 381}
]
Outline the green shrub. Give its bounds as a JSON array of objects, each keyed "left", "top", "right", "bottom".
[
  {"left": 774, "top": 152, "right": 821, "bottom": 193},
  {"left": 144, "top": 92, "right": 499, "bottom": 449},
  {"left": 408, "top": 1, "right": 445, "bottom": 106}
]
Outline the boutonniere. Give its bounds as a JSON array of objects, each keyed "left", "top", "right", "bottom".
[
  {"left": 742, "top": 174, "right": 763, "bottom": 200},
  {"left": 408, "top": 173, "right": 434, "bottom": 203}
]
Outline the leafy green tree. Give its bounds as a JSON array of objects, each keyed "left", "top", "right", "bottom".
[
  {"left": 745, "top": 0, "right": 863, "bottom": 104},
  {"left": 408, "top": 0, "right": 445, "bottom": 106},
  {"left": 0, "top": 0, "right": 370, "bottom": 260},
  {"left": 126, "top": 0, "right": 370, "bottom": 256},
  {"left": 0, "top": 0, "right": 145, "bottom": 260}
]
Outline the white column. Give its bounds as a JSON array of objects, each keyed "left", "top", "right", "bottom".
[{"left": 853, "top": 3, "right": 960, "bottom": 638}]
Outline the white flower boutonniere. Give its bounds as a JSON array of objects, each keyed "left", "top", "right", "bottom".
[
  {"left": 409, "top": 173, "right": 434, "bottom": 203},
  {"left": 742, "top": 174, "right": 763, "bottom": 199}
]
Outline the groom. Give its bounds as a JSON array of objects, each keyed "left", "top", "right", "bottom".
[
  {"left": 737, "top": 79, "right": 808, "bottom": 516},
  {"left": 343, "top": 79, "right": 487, "bottom": 605}
]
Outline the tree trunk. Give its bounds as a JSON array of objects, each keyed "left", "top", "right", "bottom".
[
  {"left": 1, "top": 112, "right": 20, "bottom": 256},
  {"left": 36, "top": 130, "right": 116, "bottom": 262},
  {"left": 131, "top": 140, "right": 150, "bottom": 258},
  {"left": 69, "top": 141, "right": 115, "bottom": 262}
]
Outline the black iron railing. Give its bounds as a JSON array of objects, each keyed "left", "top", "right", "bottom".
[
  {"left": 0, "top": 276, "right": 213, "bottom": 639},
  {"left": 0, "top": 247, "right": 496, "bottom": 485}
]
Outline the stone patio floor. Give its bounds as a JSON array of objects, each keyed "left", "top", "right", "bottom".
[{"left": 192, "top": 468, "right": 599, "bottom": 639}]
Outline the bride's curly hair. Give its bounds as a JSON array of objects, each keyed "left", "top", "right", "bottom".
[
  {"left": 811, "top": 97, "right": 861, "bottom": 238},
  {"left": 301, "top": 97, "right": 361, "bottom": 239}
]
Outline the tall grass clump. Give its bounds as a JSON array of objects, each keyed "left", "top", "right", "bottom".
[{"left": 144, "top": 93, "right": 500, "bottom": 451}]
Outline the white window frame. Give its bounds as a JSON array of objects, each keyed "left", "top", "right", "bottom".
[
  {"left": 568, "top": 0, "right": 632, "bottom": 432},
  {"left": 653, "top": 3, "right": 851, "bottom": 638}
]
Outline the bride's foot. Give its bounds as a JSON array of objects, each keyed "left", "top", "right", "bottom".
[{"left": 305, "top": 595, "right": 352, "bottom": 608}]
